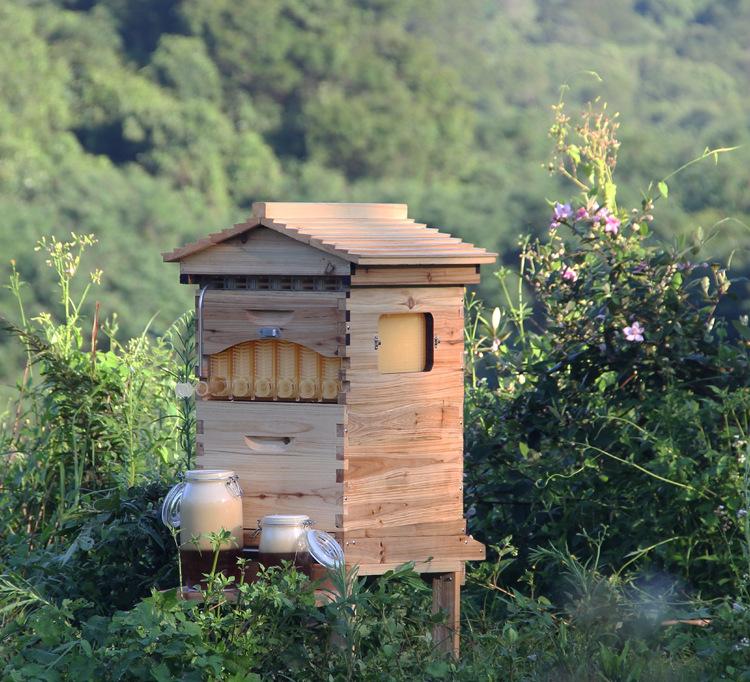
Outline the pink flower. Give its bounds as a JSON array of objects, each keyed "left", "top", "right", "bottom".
[
  {"left": 553, "top": 202, "right": 572, "bottom": 221},
  {"left": 575, "top": 207, "right": 589, "bottom": 220},
  {"left": 604, "top": 214, "right": 621, "bottom": 235},
  {"left": 561, "top": 266, "right": 578, "bottom": 282},
  {"left": 549, "top": 220, "right": 560, "bottom": 231},
  {"left": 623, "top": 321, "right": 645, "bottom": 342},
  {"left": 591, "top": 206, "right": 607, "bottom": 229}
]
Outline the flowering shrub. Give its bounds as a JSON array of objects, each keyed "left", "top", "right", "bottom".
[{"left": 465, "top": 98, "right": 750, "bottom": 596}]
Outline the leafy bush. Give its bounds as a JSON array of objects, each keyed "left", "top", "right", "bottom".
[
  {"left": 4, "top": 544, "right": 735, "bottom": 681},
  {"left": 2, "top": 484, "right": 176, "bottom": 618},
  {"left": 0, "top": 234, "right": 191, "bottom": 547},
  {"left": 465, "top": 98, "right": 750, "bottom": 596}
]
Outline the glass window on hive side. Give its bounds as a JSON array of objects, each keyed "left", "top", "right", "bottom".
[{"left": 377, "top": 313, "right": 434, "bottom": 373}]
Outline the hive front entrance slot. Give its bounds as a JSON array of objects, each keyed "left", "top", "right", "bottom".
[{"left": 243, "top": 435, "right": 294, "bottom": 453}]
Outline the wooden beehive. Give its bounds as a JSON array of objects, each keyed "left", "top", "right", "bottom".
[{"left": 163, "top": 202, "right": 496, "bottom": 649}]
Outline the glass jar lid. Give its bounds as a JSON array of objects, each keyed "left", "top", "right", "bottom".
[
  {"left": 306, "top": 530, "right": 345, "bottom": 569},
  {"left": 185, "top": 469, "right": 236, "bottom": 482},
  {"left": 261, "top": 514, "right": 312, "bottom": 527}
]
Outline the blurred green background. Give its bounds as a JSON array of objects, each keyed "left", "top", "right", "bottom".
[{"left": 1, "top": 0, "right": 749, "bottom": 392}]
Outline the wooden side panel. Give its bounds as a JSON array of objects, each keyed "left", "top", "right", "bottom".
[
  {"left": 342, "top": 287, "right": 466, "bottom": 558},
  {"left": 201, "top": 290, "right": 346, "bottom": 357},
  {"left": 196, "top": 401, "right": 344, "bottom": 532},
  {"left": 343, "top": 535, "right": 485, "bottom": 565},
  {"left": 351, "top": 265, "right": 480, "bottom": 286},
  {"left": 355, "top": 560, "right": 464, "bottom": 577},
  {"left": 180, "top": 228, "right": 351, "bottom": 276},
  {"left": 344, "top": 519, "right": 466, "bottom": 539}
]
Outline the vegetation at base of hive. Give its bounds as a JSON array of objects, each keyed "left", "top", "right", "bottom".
[
  {"left": 464, "top": 96, "right": 750, "bottom": 603},
  {"left": 2, "top": 484, "right": 176, "bottom": 618},
  {"left": 2, "top": 0, "right": 750, "bottom": 388},
  {"left": 4, "top": 541, "right": 750, "bottom": 680}
]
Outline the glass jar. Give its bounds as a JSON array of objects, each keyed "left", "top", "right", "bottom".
[
  {"left": 162, "top": 470, "right": 243, "bottom": 589},
  {"left": 257, "top": 515, "right": 345, "bottom": 575},
  {"left": 258, "top": 514, "right": 313, "bottom": 573}
]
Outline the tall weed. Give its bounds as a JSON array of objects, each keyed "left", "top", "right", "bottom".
[{"left": 0, "top": 234, "right": 189, "bottom": 548}]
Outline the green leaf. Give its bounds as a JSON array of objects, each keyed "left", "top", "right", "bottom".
[
  {"left": 567, "top": 144, "right": 581, "bottom": 164},
  {"left": 596, "top": 371, "right": 617, "bottom": 392},
  {"left": 604, "top": 181, "right": 617, "bottom": 208},
  {"left": 505, "top": 625, "right": 519, "bottom": 643},
  {"left": 658, "top": 181, "right": 669, "bottom": 198},
  {"left": 519, "top": 442, "right": 529, "bottom": 457},
  {"left": 732, "top": 320, "right": 750, "bottom": 340},
  {"left": 151, "top": 663, "right": 173, "bottom": 682},
  {"left": 425, "top": 661, "right": 450, "bottom": 678}
]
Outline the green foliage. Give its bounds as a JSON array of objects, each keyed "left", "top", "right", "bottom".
[
  {"left": 2, "top": 484, "right": 176, "bottom": 618},
  {"left": 4, "top": 546, "right": 741, "bottom": 681},
  {"left": 1, "top": 561, "right": 449, "bottom": 681},
  {"left": 2, "top": 0, "right": 750, "bottom": 388},
  {"left": 0, "top": 234, "right": 189, "bottom": 545},
  {"left": 465, "top": 97, "right": 750, "bottom": 598}
]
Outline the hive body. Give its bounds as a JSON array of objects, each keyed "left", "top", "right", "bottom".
[{"left": 164, "top": 203, "right": 496, "bottom": 577}]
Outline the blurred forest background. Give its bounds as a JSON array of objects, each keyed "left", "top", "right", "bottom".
[{"left": 1, "top": 0, "right": 749, "bottom": 391}]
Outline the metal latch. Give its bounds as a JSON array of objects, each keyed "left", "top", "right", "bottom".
[
  {"left": 259, "top": 327, "right": 282, "bottom": 338},
  {"left": 434, "top": 335, "right": 441, "bottom": 348}
]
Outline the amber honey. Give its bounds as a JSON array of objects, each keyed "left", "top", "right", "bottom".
[{"left": 203, "top": 340, "right": 339, "bottom": 402}]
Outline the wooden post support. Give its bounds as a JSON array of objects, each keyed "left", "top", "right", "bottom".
[{"left": 431, "top": 570, "right": 462, "bottom": 658}]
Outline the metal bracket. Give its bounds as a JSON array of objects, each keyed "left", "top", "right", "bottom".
[
  {"left": 259, "top": 327, "right": 282, "bottom": 338},
  {"left": 434, "top": 335, "right": 441, "bottom": 348},
  {"left": 373, "top": 335, "right": 382, "bottom": 350},
  {"left": 196, "top": 284, "right": 209, "bottom": 374}
]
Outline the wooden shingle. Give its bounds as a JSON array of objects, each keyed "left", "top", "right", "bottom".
[{"left": 162, "top": 202, "right": 496, "bottom": 266}]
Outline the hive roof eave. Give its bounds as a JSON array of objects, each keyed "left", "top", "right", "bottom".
[
  {"left": 162, "top": 202, "right": 497, "bottom": 266},
  {"left": 161, "top": 218, "right": 263, "bottom": 262}
]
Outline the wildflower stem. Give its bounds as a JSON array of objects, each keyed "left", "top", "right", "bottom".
[{"left": 571, "top": 440, "right": 713, "bottom": 498}]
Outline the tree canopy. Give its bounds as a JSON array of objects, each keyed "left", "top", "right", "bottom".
[{"left": 1, "top": 0, "right": 748, "bottom": 384}]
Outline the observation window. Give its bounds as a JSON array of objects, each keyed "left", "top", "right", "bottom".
[{"left": 377, "top": 313, "right": 434, "bottom": 373}]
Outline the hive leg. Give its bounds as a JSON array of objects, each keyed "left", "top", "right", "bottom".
[{"left": 431, "top": 569, "right": 462, "bottom": 658}]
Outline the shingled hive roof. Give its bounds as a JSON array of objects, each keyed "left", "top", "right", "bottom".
[{"left": 162, "top": 202, "right": 496, "bottom": 266}]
